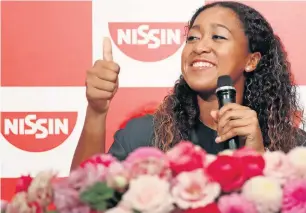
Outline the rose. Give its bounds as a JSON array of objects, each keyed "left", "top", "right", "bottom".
[
  {"left": 206, "top": 154, "right": 264, "bottom": 192},
  {"left": 240, "top": 155, "right": 265, "bottom": 179},
  {"left": 171, "top": 169, "right": 220, "bottom": 209},
  {"left": 166, "top": 141, "right": 206, "bottom": 175},
  {"left": 206, "top": 155, "right": 245, "bottom": 192},
  {"left": 124, "top": 147, "right": 172, "bottom": 180},
  {"left": 122, "top": 175, "right": 174, "bottom": 213}
]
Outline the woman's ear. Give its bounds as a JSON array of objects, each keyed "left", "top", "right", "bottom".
[{"left": 245, "top": 52, "right": 261, "bottom": 72}]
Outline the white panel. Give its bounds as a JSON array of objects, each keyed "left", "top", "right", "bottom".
[{"left": 92, "top": 0, "right": 205, "bottom": 87}]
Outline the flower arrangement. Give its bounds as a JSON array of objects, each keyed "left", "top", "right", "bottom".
[{"left": 1, "top": 141, "right": 306, "bottom": 213}]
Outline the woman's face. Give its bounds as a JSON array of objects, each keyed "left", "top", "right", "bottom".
[{"left": 181, "top": 6, "right": 259, "bottom": 95}]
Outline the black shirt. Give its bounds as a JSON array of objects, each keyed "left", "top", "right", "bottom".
[{"left": 108, "top": 114, "right": 228, "bottom": 160}]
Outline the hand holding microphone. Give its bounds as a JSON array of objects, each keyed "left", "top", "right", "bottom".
[
  {"left": 86, "top": 37, "right": 120, "bottom": 114},
  {"left": 211, "top": 75, "right": 265, "bottom": 153}
]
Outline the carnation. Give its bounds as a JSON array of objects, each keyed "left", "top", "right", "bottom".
[
  {"left": 122, "top": 175, "right": 174, "bottom": 213},
  {"left": 282, "top": 179, "right": 306, "bottom": 213},
  {"left": 218, "top": 193, "right": 257, "bottom": 213},
  {"left": 171, "top": 169, "right": 220, "bottom": 209},
  {"left": 242, "top": 176, "right": 283, "bottom": 213}
]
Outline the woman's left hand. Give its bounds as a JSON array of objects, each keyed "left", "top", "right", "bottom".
[{"left": 211, "top": 103, "right": 265, "bottom": 153}]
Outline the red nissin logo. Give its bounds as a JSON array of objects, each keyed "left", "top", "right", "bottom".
[
  {"left": 1, "top": 112, "right": 77, "bottom": 152},
  {"left": 108, "top": 22, "right": 186, "bottom": 62}
]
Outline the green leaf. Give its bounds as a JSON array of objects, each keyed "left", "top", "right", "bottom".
[{"left": 80, "top": 182, "right": 115, "bottom": 211}]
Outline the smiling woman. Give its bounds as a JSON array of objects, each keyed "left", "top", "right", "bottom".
[{"left": 72, "top": 1, "right": 306, "bottom": 168}]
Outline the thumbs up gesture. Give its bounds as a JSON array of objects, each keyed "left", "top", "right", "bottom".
[{"left": 86, "top": 37, "right": 120, "bottom": 114}]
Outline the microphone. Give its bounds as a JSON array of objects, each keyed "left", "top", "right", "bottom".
[{"left": 216, "top": 75, "right": 240, "bottom": 150}]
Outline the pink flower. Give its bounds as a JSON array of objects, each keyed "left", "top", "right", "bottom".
[
  {"left": 106, "top": 162, "right": 129, "bottom": 190},
  {"left": 166, "top": 141, "right": 206, "bottom": 175},
  {"left": 124, "top": 147, "right": 171, "bottom": 180},
  {"left": 122, "top": 175, "right": 174, "bottom": 213},
  {"left": 82, "top": 163, "right": 107, "bottom": 187},
  {"left": 218, "top": 193, "right": 258, "bottom": 213},
  {"left": 287, "top": 147, "right": 306, "bottom": 179},
  {"left": 53, "top": 181, "right": 89, "bottom": 213},
  {"left": 282, "top": 179, "right": 306, "bottom": 213},
  {"left": 263, "top": 151, "right": 295, "bottom": 184},
  {"left": 52, "top": 169, "right": 91, "bottom": 213},
  {"left": 80, "top": 154, "right": 118, "bottom": 168},
  {"left": 171, "top": 169, "right": 221, "bottom": 209},
  {"left": 125, "top": 147, "right": 167, "bottom": 164}
]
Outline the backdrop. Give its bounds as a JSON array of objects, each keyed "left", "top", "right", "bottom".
[{"left": 1, "top": 0, "right": 306, "bottom": 200}]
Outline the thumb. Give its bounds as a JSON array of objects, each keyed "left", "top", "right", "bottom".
[
  {"left": 210, "top": 110, "right": 218, "bottom": 123},
  {"left": 103, "top": 37, "right": 113, "bottom": 61}
]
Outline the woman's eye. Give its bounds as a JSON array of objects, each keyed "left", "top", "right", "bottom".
[
  {"left": 212, "top": 35, "right": 227, "bottom": 40},
  {"left": 186, "top": 36, "right": 199, "bottom": 42}
]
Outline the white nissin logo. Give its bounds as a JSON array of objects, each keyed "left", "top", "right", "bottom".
[
  {"left": 4, "top": 114, "right": 69, "bottom": 139},
  {"left": 117, "top": 25, "right": 181, "bottom": 49}
]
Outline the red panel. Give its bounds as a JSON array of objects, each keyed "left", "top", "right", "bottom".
[
  {"left": 1, "top": 1, "right": 92, "bottom": 86},
  {"left": 206, "top": 1, "right": 306, "bottom": 85}
]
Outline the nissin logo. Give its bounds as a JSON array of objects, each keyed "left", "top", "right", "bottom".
[
  {"left": 108, "top": 22, "right": 187, "bottom": 62},
  {"left": 1, "top": 112, "right": 77, "bottom": 152}
]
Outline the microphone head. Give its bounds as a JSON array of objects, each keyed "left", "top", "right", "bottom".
[{"left": 217, "top": 75, "right": 233, "bottom": 88}]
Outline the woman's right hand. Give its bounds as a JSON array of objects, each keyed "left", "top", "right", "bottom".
[{"left": 86, "top": 37, "right": 120, "bottom": 114}]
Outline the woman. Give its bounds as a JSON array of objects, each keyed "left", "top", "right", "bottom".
[{"left": 71, "top": 1, "right": 305, "bottom": 168}]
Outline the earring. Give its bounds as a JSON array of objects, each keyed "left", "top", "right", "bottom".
[{"left": 245, "top": 67, "right": 251, "bottom": 71}]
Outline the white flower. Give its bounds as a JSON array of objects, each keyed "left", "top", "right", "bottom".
[
  {"left": 287, "top": 146, "right": 306, "bottom": 179},
  {"left": 171, "top": 169, "right": 221, "bottom": 209},
  {"left": 122, "top": 175, "right": 174, "bottom": 213},
  {"left": 242, "top": 176, "right": 283, "bottom": 213}
]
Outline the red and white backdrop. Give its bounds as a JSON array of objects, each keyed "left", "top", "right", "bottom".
[{"left": 1, "top": 0, "right": 306, "bottom": 201}]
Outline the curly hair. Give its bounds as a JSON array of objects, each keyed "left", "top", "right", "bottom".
[{"left": 152, "top": 1, "right": 305, "bottom": 153}]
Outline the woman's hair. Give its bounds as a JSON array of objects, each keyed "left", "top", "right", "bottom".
[{"left": 152, "top": 1, "right": 305, "bottom": 153}]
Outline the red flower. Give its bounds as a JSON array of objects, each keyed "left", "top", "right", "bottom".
[
  {"left": 206, "top": 153, "right": 265, "bottom": 193},
  {"left": 15, "top": 175, "right": 33, "bottom": 193},
  {"left": 166, "top": 141, "right": 206, "bottom": 175},
  {"left": 206, "top": 155, "right": 246, "bottom": 192},
  {"left": 240, "top": 155, "right": 265, "bottom": 179},
  {"left": 183, "top": 203, "right": 221, "bottom": 213}
]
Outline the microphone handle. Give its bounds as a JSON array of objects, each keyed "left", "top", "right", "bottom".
[{"left": 216, "top": 88, "right": 240, "bottom": 150}]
